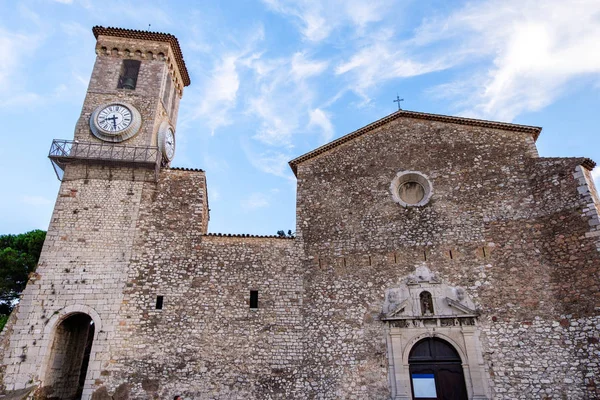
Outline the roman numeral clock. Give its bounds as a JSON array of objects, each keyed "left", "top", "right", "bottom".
[{"left": 90, "top": 102, "right": 142, "bottom": 142}]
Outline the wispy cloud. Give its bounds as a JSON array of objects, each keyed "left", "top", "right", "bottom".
[
  {"left": 241, "top": 192, "right": 270, "bottom": 210},
  {"left": 335, "top": 37, "right": 450, "bottom": 104},
  {"left": 209, "top": 187, "right": 221, "bottom": 203},
  {"left": 249, "top": 149, "right": 294, "bottom": 180},
  {"left": 291, "top": 52, "right": 328, "bottom": 80},
  {"left": 415, "top": 0, "right": 600, "bottom": 121},
  {"left": 0, "top": 29, "right": 42, "bottom": 107},
  {"left": 592, "top": 168, "right": 600, "bottom": 191},
  {"left": 185, "top": 25, "right": 265, "bottom": 134},
  {"left": 244, "top": 51, "right": 329, "bottom": 147},
  {"left": 308, "top": 108, "right": 334, "bottom": 142},
  {"left": 193, "top": 54, "right": 240, "bottom": 133},
  {"left": 261, "top": 0, "right": 388, "bottom": 41}
]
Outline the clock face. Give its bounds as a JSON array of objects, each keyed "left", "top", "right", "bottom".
[
  {"left": 165, "top": 128, "right": 175, "bottom": 160},
  {"left": 158, "top": 121, "right": 176, "bottom": 163},
  {"left": 90, "top": 102, "right": 141, "bottom": 143},
  {"left": 96, "top": 104, "right": 133, "bottom": 133}
]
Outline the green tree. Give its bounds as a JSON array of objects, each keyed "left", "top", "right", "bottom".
[{"left": 0, "top": 230, "right": 46, "bottom": 317}]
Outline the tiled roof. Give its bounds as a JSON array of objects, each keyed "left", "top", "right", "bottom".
[
  {"left": 289, "top": 110, "right": 543, "bottom": 175},
  {"left": 92, "top": 26, "right": 190, "bottom": 87},
  {"left": 203, "top": 233, "right": 295, "bottom": 239},
  {"left": 169, "top": 167, "right": 205, "bottom": 172}
]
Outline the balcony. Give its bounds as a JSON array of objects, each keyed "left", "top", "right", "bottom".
[{"left": 49, "top": 139, "right": 160, "bottom": 181}]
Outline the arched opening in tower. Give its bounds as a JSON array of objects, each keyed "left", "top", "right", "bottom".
[{"left": 44, "top": 313, "right": 95, "bottom": 399}]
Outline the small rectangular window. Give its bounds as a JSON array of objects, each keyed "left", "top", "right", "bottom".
[
  {"left": 155, "top": 295, "right": 164, "bottom": 310},
  {"left": 250, "top": 290, "right": 258, "bottom": 309},
  {"left": 118, "top": 59, "right": 141, "bottom": 90}
]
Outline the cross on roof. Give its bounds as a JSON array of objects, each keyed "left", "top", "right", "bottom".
[{"left": 393, "top": 95, "right": 404, "bottom": 110}]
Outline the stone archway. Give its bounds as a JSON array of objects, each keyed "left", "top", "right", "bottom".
[
  {"left": 383, "top": 265, "right": 490, "bottom": 400},
  {"left": 44, "top": 313, "right": 95, "bottom": 400},
  {"left": 408, "top": 337, "right": 468, "bottom": 400}
]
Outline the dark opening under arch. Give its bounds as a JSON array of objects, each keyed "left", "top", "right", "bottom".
[
  {"left": 409, "top": 337, "right": 468, "bottom": 400},
  {"left": 45, "top": 313, "right": 95, "bottom": 400}
]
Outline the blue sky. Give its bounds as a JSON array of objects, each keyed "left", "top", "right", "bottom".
[{"left": 1, "top": 0, "right": 599, "bottom": 235}]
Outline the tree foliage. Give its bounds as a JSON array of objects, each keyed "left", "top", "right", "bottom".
[
  {"left": 0, "top": 230, "right": 46, "bottom": 315},
  {"left": 276, "top": 230, "right": 295, "bottom": 238}
]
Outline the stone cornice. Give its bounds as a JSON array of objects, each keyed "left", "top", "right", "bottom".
[
  {"left": 289, "top": 110, "right": 543, "bottom": 176},
  {"left": 93, "top": 26, "right": 190, "bottom": 87}
]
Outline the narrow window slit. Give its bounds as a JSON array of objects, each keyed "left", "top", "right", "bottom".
[
  {"left": 250, "top": 290, "right": 258, "bottom": 309},
  {"left": 449, "top": 250, "right": 453, "bottom": 260},
  {"left": 482, "top": 247, "right": 487, "bottom": 258},
  {"left": 155, "top": 295, "right": 164, "bottom": 310},
  {"left": 423, "top": 250, "right": 427, "bottom": 261}
]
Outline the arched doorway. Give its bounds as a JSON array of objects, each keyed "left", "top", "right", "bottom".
[
  {"left": 44, "top": 313, "right": 95, "bottom": 400},
  {"left": 409, "top": 337, "right": 468, "bottom": 400}
]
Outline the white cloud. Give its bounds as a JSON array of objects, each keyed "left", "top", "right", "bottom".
[
  {"left": 262, "top": 0, "right": 388, "bottom": 41},
  {"left": 291, "top": 52, "right": 328, "bottom": 80},
  {"left": 414, "top": 0, "right": 600, "bottom": 121},
  {"left": 241, "top": 192, "right": 270, "bottom": 210},
  {"left": 592, "top": 168, "right": 600, "bottom": 190},
  {"left": 243, "top": 50, "right": 329, "bottom": 147},
  {"left": 250, "top": 149, "right": 294, "bottom": 179},
  {"left": 248, "top": 94, "right": 295, "bottom": 146},
  {"left": 209, "top": 187, "right": 221, "bottom": 202},
  {"left": 185, "top": 25, "right": 265, "bottom": 134},
  {"left": 61, "top": 21, "right": 87, "bottom": 37},
  {"left": 53, "top": 0, "right": 74, "bottom": 4},
  {"left": 203, "top": 154, "right": 229, "bottom": 172},
  {"left": 0, "top": 29, "right": 42, "bottom": 107},
  {"left": 308, "top": 108, "right": 334, "bottom": 142},
  {"left": 193, "top": 54, "right": 240, "bottom": 133},
  {"left": 335, "top": 40, "right": 449, "bottom": 103}
]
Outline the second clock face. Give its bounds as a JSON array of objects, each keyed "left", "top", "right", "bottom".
[
  {"left": 164, "top": 128, "right": 175, "bottom": 160},
  {"left": 96, "top": 104, "right": 133, "bottom": 133}
]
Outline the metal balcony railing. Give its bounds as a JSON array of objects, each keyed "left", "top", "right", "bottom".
[{"left": 48, "top": 139, "right": 160, "bottom": 181}]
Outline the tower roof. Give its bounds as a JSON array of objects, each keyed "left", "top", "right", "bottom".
[
  {"left": 92, "top": 26, "right": 191, "bottom": 87},
  {"left": 288, "top": 109, "right": 543, "bottom": 175}
]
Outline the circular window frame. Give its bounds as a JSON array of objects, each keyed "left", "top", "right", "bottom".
[{"left": 390, "top": 170, "right": 433, "bottom": 207}]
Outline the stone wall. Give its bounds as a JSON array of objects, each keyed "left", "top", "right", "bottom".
[
  {"left": 83, "top": 168, "right": 301, "bottom": 398},
  {"left": 292, "top": 116, "right": 600, "bottom": 399},
  {"left": 109, "top": 230, "right": 302, "bottom": 399},
  {"left": 1, "top": 163, "right": 145, "bottom": 397},
  {"left": 2, "top": 114, "right": 599, "bottom": 399}
]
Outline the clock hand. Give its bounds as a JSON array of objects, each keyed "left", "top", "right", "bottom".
[{"left": 106, "top": 115, "right": 118, "bottom": 129}]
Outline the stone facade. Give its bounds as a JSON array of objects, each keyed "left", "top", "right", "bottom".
[{"left": 1, "top": 27, "right": 599, "bottom": 400}]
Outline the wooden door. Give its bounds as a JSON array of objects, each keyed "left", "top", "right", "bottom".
[{"left": 409, "top": 338, "right": 468, "bottom": 400}]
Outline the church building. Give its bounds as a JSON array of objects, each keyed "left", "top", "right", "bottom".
[{"left": 1, "top": 26, "right": 599, "bottom": 400}]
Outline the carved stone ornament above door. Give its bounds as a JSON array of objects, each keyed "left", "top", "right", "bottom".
[{"left": 383, "top": 265, "right": 490, "bottom": 400}]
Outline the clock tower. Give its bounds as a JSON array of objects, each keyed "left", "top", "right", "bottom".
[
  {"left": 50, "top": 26, "right": 190, "bottom": 178},
  {"left": 2, "top": 27, "right": 207, "bottom": 398}
]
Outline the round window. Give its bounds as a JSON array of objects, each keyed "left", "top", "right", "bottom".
[
  {"left": 390, "top": 171, "right": 433, "bottom": 207},
  {"left": 399, "top": 182, "right": 425, "bottom": 205}
]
